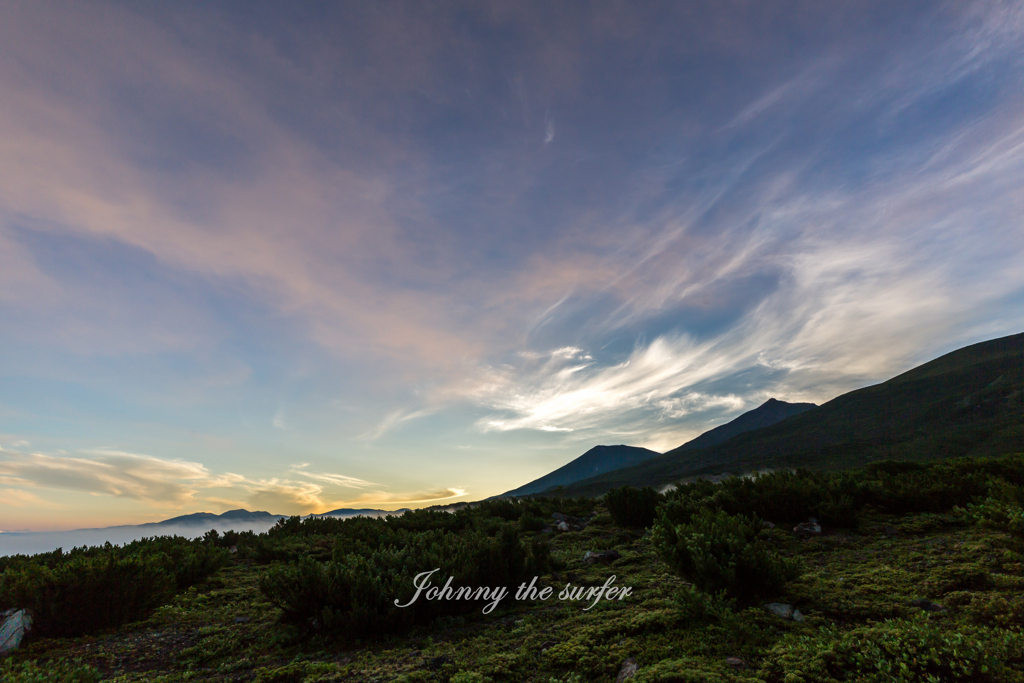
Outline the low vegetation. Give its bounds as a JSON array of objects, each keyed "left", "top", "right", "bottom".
[
  {"left": 2, "top": 453, "right": 1024, "bottom": 681},
  {"left": 0, "top": 536, "right": 227, "bottom": 638}
]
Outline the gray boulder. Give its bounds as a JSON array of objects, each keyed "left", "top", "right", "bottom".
[
  {"left": 764, "top": 603, "right": 794, "bottom": 619},
  {"left": 615, "top": 657, "right": 638, "bottom": 682},
  {"left": 725, "top": 656, "right": 747, "bottom": 669},
  {"left": 0, "top": 609, "right": 32, "bottom": 656},
  {"left": 793, "top": 521, "right": 821, "bottom": 537},
  {"left": 910, "top": 598, "right": 947, "bottom": 613},
  {"left": 583, "top": 550, "right": 622, "bottom": 565}
]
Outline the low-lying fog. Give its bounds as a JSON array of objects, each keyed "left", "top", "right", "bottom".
[{"left": 0, "top": 510, "right": 396, "bottom": 558}]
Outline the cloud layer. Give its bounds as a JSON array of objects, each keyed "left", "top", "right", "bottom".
[{"left": 1, "top": 1, "right": 1022, "bottom": 528}]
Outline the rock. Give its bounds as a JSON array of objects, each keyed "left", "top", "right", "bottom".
[
  {"left": 552, "top": 512, "right": 569, "bottom": 522},
  {"left": 229, "top": 545, "right": 238, "bottom": 553},
  {"left": 792, "top": 609, "right": 805, "bottom": 622},
  {"left": 583, "top": 550, "right": 622, "bottom": 565},
  {"left": 557, "top": 521, "right": 570, "bottom": 532},
  {"left": 764, "top": 603, "right": 794, "bottom": 619},
  {"left": 793, "top": 522, "right": 821, "bottom": 537},
  {"left": 541, "top": 526, "right": 553, "bottom": 534},
  {"left": 615, "top": 657, "right": 639, "bottom": 682},
  {"left": 808, "top": 517, "right": 818, "bottom": 524},
  {"left": 725, "top": 656, "right": 747, "bottom": 669},
  {"left": 910, "top": 598, "right": 946, "bottom": 612},
  {"left": 760, "top": 520, "right": 776, "bottom": 529},
  {"left": 0, "top": 609, "right": 32, "bottom": 656}
]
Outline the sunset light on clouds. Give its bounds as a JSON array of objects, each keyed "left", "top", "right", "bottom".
[{"left": 2, "top": 1, "right": 1023, "bottom": 531}]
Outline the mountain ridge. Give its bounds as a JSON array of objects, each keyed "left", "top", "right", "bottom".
[
  {"left": 500, "top": 445, "right": 662, "bottom": 497},
  {"left": 553, "top": 332, "right": 1024, "bottom": 497},
  {"left": 673, "top": 397, "right": 818, "bottom": 452}
]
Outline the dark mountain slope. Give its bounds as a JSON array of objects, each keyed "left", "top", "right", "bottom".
[
  {"left": 674, "top": 398, "right": 817, "bottom": 452},
  {"left": 558, "top": 332, "right": 1024, "bottom": 497},
  {"left": 500, "top": 445, "right": 661, "bottom": 497}
]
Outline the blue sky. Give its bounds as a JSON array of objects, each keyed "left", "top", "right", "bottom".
[{"left": 1, "top": 1, "right": 1023, "bottom": 531}]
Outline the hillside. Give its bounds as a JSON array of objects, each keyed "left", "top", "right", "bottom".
[
  {"left": 5, "top": 452, "right": 1024, "bottom": 681},
  {"left": 673, "top": 398, "right": 817, "bottom": 452},
  {"left": 557, "top": 332, "right": 1024, "bottom": 496},
  {"left": 500, "top": 445, "right": 661, "bottom": 497}
]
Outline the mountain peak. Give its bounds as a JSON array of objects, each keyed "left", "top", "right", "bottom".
[
  {"left": 500, "top": 444, "right": 661, "bottom": 497},
  {"left": 673, "top": 398, "right": 818, "bottom": 453}
]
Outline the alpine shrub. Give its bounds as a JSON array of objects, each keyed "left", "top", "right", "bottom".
[
  {"left": 0, "top": 553, "right": 173, "bottom": 637},
  {"left": 760, "top": 614, "right": 1024, "bottom": 682},
  {"left": 259, "top": 525, "right": 548, "bottom": 636},
  {"left": 0, "top": 537, "right": 227, "bottom": 638},
  {"left": 652, "top": 509, "right": 800, "bottom": 604},
  {"left": 605, "top": 486, "right": 662, "bottom": 528}
]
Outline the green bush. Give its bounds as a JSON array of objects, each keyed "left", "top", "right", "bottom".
[
  {"left": 635, "top": 659, "right": 762, "bottom": 683},
  {"left": 605, "top": 486, "right": 662, "bottom": 528},
  {"left": 0, "top": 658, "right": 101, "bottom": 683},
  {"left": 0, "top": 537, "right": 227, "bottom": 638},
  {"left": 656, "top": 454, "right": 1024, "bottom": 532},
  {"left": 652, "top": 509, "right": 800, "bottom": 604},
  {"left": 518, "top": 514, "right": 547, "bottom": 532},
  {"left": 760, "top": 614, "right": 1024, "bottom": 682},
  {"left": 673, "top": 585, "right": 737, "bottom": 625},
  {"left": 964, "top": 478, "right": 1024, "bottom": 541},
  {"left": 259, "top": 524, "right": 549, "bottom": 637}
]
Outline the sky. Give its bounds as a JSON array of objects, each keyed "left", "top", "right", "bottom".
[{"left": 1, "top": 0, "right": 1023, "bottom": 533}]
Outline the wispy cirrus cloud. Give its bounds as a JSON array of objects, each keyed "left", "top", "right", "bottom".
[
  {"left": 457, "top": 22, "right": 1024, "bottom": 450},
  {"left": 288, "top": 463, "right": 377, "bottom": 488},
  {"left": 1, "top": 1, "right": 1023, "bottom": 528},
  {"left": 0, "top": 449, "right": 217, "bottom": 504}
]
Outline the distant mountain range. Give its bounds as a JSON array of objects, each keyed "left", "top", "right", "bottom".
[
  {"left": 143, "top": 507, "right": 408, "bottom": 529},
  {"left": 0, "top": 507, "right": 410, "bottom": 557},
  {"left": 555, "top": 332, "right": 1023, "bottom": 496},
  {"left": 141, "top": 509, "right": 284, "bottom": 528},
  {"left": 4, "top": 507, "right": 407, "bottom": 536}
]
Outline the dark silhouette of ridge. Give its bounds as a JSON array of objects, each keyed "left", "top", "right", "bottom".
[
  {"left": 554, "top": 332, "right": 1024, "bottom": 497},
  {"left": 500, "top": 445, "right": 662, "bottom": 497},
  {"left": 673, "top": 398, "right": 817, "bottom": 452}
]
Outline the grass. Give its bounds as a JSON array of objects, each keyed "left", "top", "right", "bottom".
[{"left": 4, "top": 497, "right": 1024, "bottom": 682}]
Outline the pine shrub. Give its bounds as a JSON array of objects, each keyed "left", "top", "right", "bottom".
[
  {"left": 652, "top": 509, "right": 800, "bottom": 604},
  {"left": 0, "top": 537, "right": 228, "bottom": 638},
  {"left": 605, "top": 486, "right": 662, "bottom": 528},
  {"left": 259, "top": 524, "right": 548, "bottom": 636},
  {"left": 760, "top": 614, "right": 1024, "bottom": 682}
]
